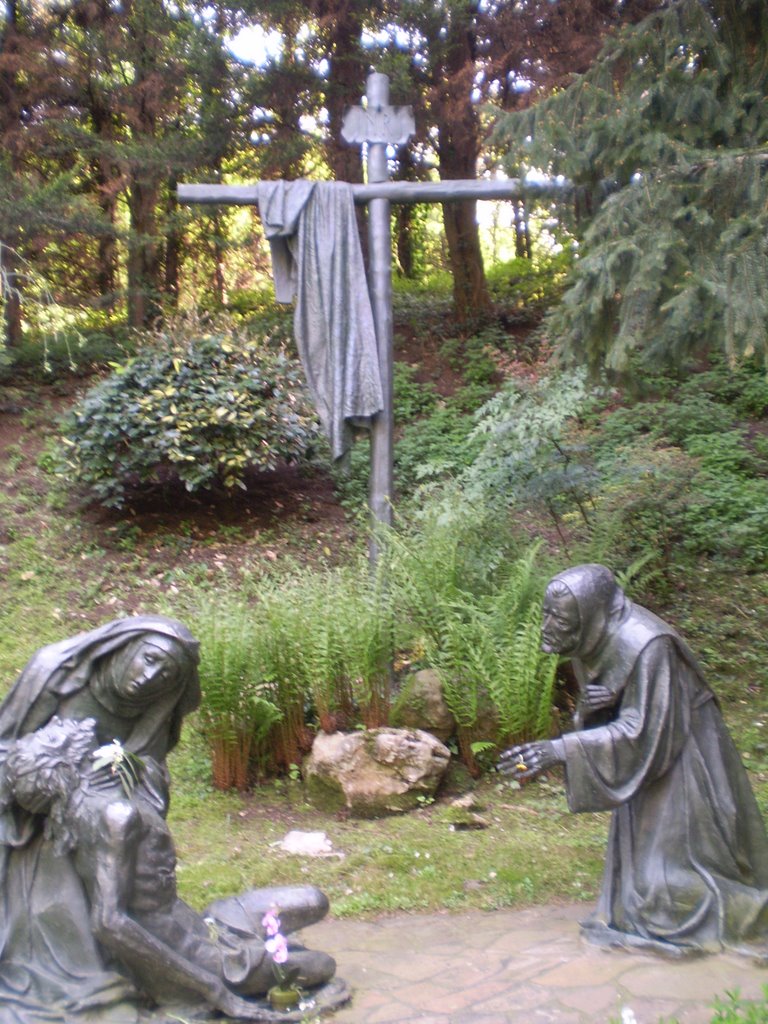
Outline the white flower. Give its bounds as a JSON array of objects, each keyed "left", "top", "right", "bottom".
[{"left": 93, "top": 739, "right": 125, "bottom": 770}]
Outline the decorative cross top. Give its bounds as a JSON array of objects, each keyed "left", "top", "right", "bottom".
[{"left": 340, "top": 93, "right": 415, "bottom": 148}]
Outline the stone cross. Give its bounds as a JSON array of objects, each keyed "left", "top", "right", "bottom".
[{"left": 178, "top": 72, "right": 567, "bottom": 558}]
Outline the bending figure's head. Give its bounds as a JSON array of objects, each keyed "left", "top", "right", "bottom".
[{"left": 542, "top": 564, "right": 626, "bottom": 659}]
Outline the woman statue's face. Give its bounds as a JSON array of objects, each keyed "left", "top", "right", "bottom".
[
  {"left": 541, "top": 589, "right": 582, "bottom": 656},
  {"left": 111, "top": 636, "right": 181, "bottom": 705}
]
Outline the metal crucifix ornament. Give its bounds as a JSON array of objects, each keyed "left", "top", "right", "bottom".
[
  {"left": 340, "top": 94, "right": 415, "bottom": 148},
  {"left": 177, "top": 72, "right": 568, "bottom": 561}
]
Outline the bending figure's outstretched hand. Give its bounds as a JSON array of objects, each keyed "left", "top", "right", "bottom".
[{"left": 497, "top": 740, "right": 561, "bottom": 781}]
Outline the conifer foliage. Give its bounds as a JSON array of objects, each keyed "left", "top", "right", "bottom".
[{"left": 494, "top": 0, "right": 768, "bottom": 373}]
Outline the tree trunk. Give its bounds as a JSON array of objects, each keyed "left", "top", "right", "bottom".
[
  {"left": 395, "top": 147, "right": 419, "bottom": 278},
  {"left": 442, "top": 200, "right": 491, "bottom": 325},
  {"left": 211, "top": 211, "right": 225, "bottom": 307},
  {"left": 1, "top": 2, "right": 23, "bottom": 347},
  {"left": 127, "top": 177, "right": 162, "bottom": 328},
  {"left": 396, "top": 206, "right": 415, "bottom": 278},
  {"left": 88, "top": 102, "right": 120, "bottom": 307},
  {"left": 514, "top": 199, "right": 532, "bottom": 259},
  {"left": 433, "top": 6, "right": 493, "bottom": 326},
  {"left": 1, "top": 241, "right": 23, "bottom": 348},
  {"left": 164, "top": 176, "right": 180, "bottom": 310},
  {"left": 321, "top": 7, "right": 368, "bottom": 256},
  {"left": 124, "top": 0, "right": 165, "bottom": 329},
  {"left": 323, "top": 9, "right": 365, "bottom": 186}
]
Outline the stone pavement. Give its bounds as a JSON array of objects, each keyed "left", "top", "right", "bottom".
[{"left": 305, "top": 904, "right": 768, "bottom": 1024}]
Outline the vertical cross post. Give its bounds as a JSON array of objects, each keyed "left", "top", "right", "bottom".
[
  {"left": 342, "top": 73, "right": 414, "bottom": 560},
  {"left": 365, "top": 72, "right": 394, "bottom": 558}
]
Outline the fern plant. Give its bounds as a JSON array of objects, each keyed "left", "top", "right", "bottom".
[
  {"left": 190, "top": 597, "right": 282, "bottom": 790},
  {"left": 388, "top": 505, "right": 556, "bottom": 772}
]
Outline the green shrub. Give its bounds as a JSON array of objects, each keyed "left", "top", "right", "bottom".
[
  {"left": 392, "top": 362, "right": 439, "bottom": 422},
  {"left": 683, "top": 470, "right": 768, "bottom": 569},
  {"left": 677, "top": 356, "right": 768, "bottom": 419},
  {"left": 582, "top": 429, "right": 768, "bottom": 576},
  {"left": 333, "top": 393, "right": 480, "bottom": 511},
  {"left": 59, "top": 324, "right": 319, "bottom": 508},
  {"left": 486, "top": 250, "right": 573, "bottom": 319},
  {"left": 595, "top": 395, "right": 737, "bottom": 456},
  {"left": 443, "top": 331, "right": 501, "bottom": 395},
  {"left": 461, "top": 369, "right": 595, "bottom": 532},
  {"left": 395, "top": 402, "right": 482, "bottom": 494},
  {"left": 584, "top": 443, "right": 700, "bottom": 586}
]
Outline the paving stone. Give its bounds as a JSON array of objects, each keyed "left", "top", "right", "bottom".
[
  {"left": 466, "top": 981, "right": 551, "bottom": 1013},
  {"left": 528, "top": 1007, "right": 583, "bottom": 1023},
  {"left": 622, "top": 958, "right": 768, "bottom": 1001},
  {"left": 534, "top": 953, "right": 630, "bottom": 988},
  {"left": 555, "top": 982, "right": 620, "bottom": 1014},
  {"left": 306, "top": 904, "right": 768, "bottom": 1023}
]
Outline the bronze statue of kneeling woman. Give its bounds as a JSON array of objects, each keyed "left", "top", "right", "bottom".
[{"left": 500, "top": 564, "right": 768, "bottom": 960}]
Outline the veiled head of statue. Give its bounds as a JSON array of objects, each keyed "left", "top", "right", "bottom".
[
  {"left": 91, "top": 632, "right": 193, "bottom": 718},
  {"left": 543, "top": 564, "right": 626, "bottom": 659}
]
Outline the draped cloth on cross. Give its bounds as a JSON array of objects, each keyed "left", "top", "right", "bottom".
[{"left": 255, "top": 180, "right": 383, "bottom": 460}]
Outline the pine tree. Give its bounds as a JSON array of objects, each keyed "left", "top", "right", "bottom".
[
  {"left": 493, "top": 0, "right": 768, "bottom": 373},
  {"left": 0, "top": 2, "right": 95, "bottom": 346}
]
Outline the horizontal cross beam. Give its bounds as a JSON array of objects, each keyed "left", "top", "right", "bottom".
[{"left": 177, "top": 178, "right": 570, "bottom": 207}]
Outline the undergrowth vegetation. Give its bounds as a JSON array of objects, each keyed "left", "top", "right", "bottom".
[{"left": 0, "top": 273, "right": 766, "bottom": 932}]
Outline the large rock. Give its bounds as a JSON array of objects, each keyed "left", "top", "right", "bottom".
[
  {"left": 389, "top": 668, "right": 455, "bottom": 743},
  {"left": 304, "top": 728, "right": 451, "bottom": 818}
]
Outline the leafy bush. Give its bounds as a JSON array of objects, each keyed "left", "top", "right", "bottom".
[
  {"left": 461, "top": 370, "right": 595, "bottom": 532},
  {"left": 446, "top": 359, "right": 768, "bottom": 579},
  {"left": 595, "top": 395, "right": 737, "bottom": 456},
  {"left": 59, "top": 324, "right": 319, "bottom": 508},
  {"left": 584, "top": 443, "right": 700, "bottom": 587},
  {"left": 392, "top": 362, "right": 439, "bottom": 422},
  {"left": 486, "top": 250, "right": 573, "bottom": 320},
  {"left": 395, "top": 402, "right": 482, "bottom": 494},
  {"left": 581, "top": 421, "right": 768, "bottom": 576},
  {"left": 333, "top": 378, "right": 480, "bottom": 511}
]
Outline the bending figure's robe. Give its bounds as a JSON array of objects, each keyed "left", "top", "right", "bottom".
[{"left": 560, "top": 606, "right": 768, "bottom": 957}]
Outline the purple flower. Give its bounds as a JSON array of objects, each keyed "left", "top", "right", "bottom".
[
  {"left": 261, "top": 909, "right": 281, "bottom": 937},
  {"left": 265, "top": 933, "right": 289, "bottom": 964}
]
